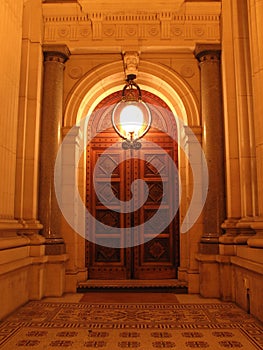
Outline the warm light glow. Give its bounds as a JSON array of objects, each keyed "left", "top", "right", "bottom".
[{"left": 120, "top": 104, "right": 144, "bottom": 136}]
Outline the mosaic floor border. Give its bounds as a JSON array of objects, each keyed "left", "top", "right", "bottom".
[{"left": 0, "top": 301, "right": 262, "bottom": 349}]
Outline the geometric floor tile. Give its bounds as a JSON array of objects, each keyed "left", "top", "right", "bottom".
[
  {"left": 0, "top": 327, "right": 262, "bottom": 349},
  {"left": 0, "top": 294, "right": 262, "bottom": 349}
]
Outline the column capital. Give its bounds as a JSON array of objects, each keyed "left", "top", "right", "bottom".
[
  {"left": 194, "top": 44, "right": 221, "bottom": 62},
  {"left": 43, "top": 44, "right": 71, "bottom": 63}
]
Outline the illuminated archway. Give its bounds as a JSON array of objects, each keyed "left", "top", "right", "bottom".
[
  {"left": 64, "top": 60, "right": 200, "bottom": 128},
  {"left": 61, "top": 59, "right": 204, "bottom": 287}
]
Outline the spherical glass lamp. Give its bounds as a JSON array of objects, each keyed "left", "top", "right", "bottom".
[{"left": 111, "top": 74, "right": 152, "bottom": 149}]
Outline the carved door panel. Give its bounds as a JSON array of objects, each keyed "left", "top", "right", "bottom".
[
  {"left": 133, "top": 138, "right": 179, "bottom": 279},
  {"left": 86, "top": 130, "right": 179, "bottom": 280},
  {"left": 86, "top": 139, "right": 132, "bottom": 279}
]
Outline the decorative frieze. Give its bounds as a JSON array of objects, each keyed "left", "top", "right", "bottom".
[
  {"left": 43, "top": 7, "right": 220, "bottom": 47},
  {"left": 44, "top": 22, "right": 219, "bottom": 43}
]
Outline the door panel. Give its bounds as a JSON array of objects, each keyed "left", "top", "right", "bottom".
[
  {"left": 86, "top": 130, "right": 179, "bottom": 280},
  {"left": 87, "top": 145, "right": 131, "bottom": 279},
  {"left": 133, "top": 138, "right": 179, "bottom": 279}
]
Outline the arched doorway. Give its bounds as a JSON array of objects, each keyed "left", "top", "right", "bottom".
[{"left": 85, "top": 90, "right": 179, "bottom": 280}]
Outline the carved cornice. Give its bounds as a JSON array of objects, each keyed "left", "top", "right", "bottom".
[
  {"left": 78, "top": 0, "right": 185, "bottom": 13},
  {"left": 43, "top": 2, "right": 220, "bottom": 51}
]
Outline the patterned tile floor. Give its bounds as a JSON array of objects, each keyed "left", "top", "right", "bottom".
[{"left": 0, "top": 293, "right": 263, "bottom": 349}]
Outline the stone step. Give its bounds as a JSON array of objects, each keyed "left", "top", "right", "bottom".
[{"left": 77, "top": 279, "right": 188, "bottom": 293}]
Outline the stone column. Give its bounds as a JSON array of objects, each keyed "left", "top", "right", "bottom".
[
  {"left": 39, "top": 45, "right": 70, "bottom": 255},
  {"left": 195, "top": 44, "right": 225, "bottom": 254}
]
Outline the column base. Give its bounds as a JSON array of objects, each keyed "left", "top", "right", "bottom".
[
  {"left": 186, "top": 269, "right": 200, "bottom": 294},
  {"left": 196, "top": 253, "right": 220, "bottom": 298},
  {"left": 200, "top": 241, "right": 219, "bottom": 254},
  {"left": 200, "top": 232, "right": 220, "bottom": 254},
  {"left": 45, "top": 237, "right": 66, "bottom": 255},
  {"left": 65, "top": 268, "right": 88, "bottom": 293},
  {"left": 45, "top": 254, "right": 69, "bottom": 297},
  {"left": 216, "top": 255, "right": 232, "bottom": 301},
  {"left": 248, "top": 221, "right": 263, "bottom": 248},
  {"left": 219, "top": 231, "right": 237, "bottom": 255}
]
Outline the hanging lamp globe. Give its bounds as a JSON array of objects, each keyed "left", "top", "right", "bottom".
[{"left": 111, "top": 74, "right": 152, "bottom": 149}]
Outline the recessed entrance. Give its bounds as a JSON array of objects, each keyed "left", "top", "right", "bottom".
[{"left": 85, "top": 91, "right": 179, "bottom": 280}]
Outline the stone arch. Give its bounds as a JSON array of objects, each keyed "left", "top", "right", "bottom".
[
  {"left": 61, "top": 59, "right": 203, "bottom": 288},
  {"left": 63, "top": 60, "right": 200, "bottom": 128}
]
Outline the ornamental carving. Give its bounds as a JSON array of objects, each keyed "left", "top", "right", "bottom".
[
  {"left": 193, "top": 26, "right": 205, "bottom": 37},
  {"left": 68, "top": 66, "right": 83, "bottom": 79},
  {"left": 171, "top": 26, "right": 183, "bottom": 36},
  {"left": 79, "top": 27, "right": 91, "bottom": 37},
  {"left": 104, "top": 25, "right": 115, "bottom": 37},
  {"left": 123, "top": 51, "right": 140, "bottom": 77},
  {"left": 148, "top": 26, "right": 160, "bottom": 36},
  {"left": 148, "top": 241, "right": 166, "bottom": 259},
  {"left": 180, "top": 65, "right": 195, "bottom": 78},
  {"left": 43, "top": 4, "right": 220, "bottom": 47},
  {"left": 58, "top": 26, "right": 70, "bottom": 37},
  {"left": 126, "top": 25, "right": 137, "bottom": 36},
  {"left": 95, "top": 246, "right": 120, "bottom": 262}
]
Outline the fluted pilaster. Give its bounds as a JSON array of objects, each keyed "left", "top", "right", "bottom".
[
  {"left": 0, "top": 0, "right": 23, "bottom": 221},
  {"left": 246, "top": 0, "right": 263, "bottom": 248},
  {"left": 219, "top": 0, "right": 257, "bottom": 251}
]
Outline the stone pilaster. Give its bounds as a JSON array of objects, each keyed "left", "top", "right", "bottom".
[
  {"left": 60, "top": 126, "right": 88, "bottom": 291},
  {"left": 220, "top": 219, "right": 239, "bottom": 256},
  {"left": 39, "top": 44, "right": 70, "bottom": 255},
  {"left": 183, "top": 126, "right": 204, "bottom": 293},
  {"left": 195, "top": 44, "right": 225, "bottom": 254},
  {"left": 245, "top": 0, "right": 263, "bottom": 248}
]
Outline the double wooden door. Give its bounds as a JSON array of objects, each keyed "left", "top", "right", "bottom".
[{"left": 86, "top": 129, "right": 179, "bottom": 280}]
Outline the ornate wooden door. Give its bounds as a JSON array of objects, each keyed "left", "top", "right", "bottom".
[
  {"left": 85, "top": 91, "right": 179, "bottom": 280},
  {"left": 132, "top": 133, "right": 179, "bottom": 279}
]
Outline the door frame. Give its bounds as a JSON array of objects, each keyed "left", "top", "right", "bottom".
[{"left": 85, "top": 90, "right": 180, "bottom": 280}]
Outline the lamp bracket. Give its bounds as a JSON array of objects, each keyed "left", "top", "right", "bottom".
[
  {"left": 122, "top": 140, "right": 142, "bottom": 150},
  {"left": 122, "top": 74, "right": 142, "bottom": 101},
  {"left": 126, "top": 74, "right": 137, "bottom": 82}
]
